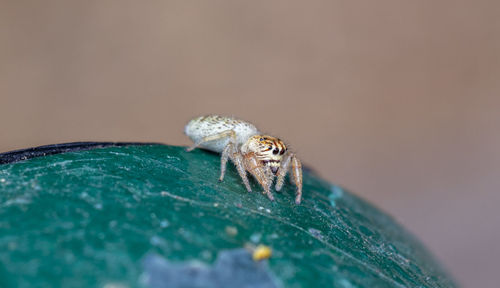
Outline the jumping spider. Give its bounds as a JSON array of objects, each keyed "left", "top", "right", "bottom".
[{"left": 184, "top": 115, "right": 303, "bottom": 204}]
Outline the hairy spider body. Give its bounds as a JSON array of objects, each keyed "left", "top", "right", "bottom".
[{"left": 185, "top": 115, "right": 303, "bottom": 204}]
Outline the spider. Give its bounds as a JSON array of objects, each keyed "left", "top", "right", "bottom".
[{"left": 184, "top": 115, "right": 303, "bottom": 204}]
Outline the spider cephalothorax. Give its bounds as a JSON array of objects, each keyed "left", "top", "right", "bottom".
[
  {"left": 241, "top": 135, "right": 287, "bottom": 175},
  {"left": 185, "top": 115, "right": 303, "bottom": 204}
]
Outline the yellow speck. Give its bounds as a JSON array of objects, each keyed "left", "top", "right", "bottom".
[{"left": 252, "top": 245, "right": 272, "bottom": 261}]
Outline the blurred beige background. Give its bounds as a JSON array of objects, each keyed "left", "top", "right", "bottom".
[{"left": 1, "top": 1, "right": 499, "bottom": 287}]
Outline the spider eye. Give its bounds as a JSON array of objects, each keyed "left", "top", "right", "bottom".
[
  {"left": 280, "top": 149, "right": 285, "bottom": 155},
  {"left": 259, "top": 138, "right": 264, "bottom": 141},
  {"left": 268, "top": 146, "right": 273, "bottom": 150},
  {"left": 272, "top": 149, "right": 279, "bottom": 155}
]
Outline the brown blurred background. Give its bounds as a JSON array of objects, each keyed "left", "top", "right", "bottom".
[{"left": 1, "top": 1, "right": 499, "bottom": 287}]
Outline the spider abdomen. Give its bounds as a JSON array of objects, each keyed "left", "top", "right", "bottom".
[{"left": 184, "top": 115, "right": 260, "bottom": 153}]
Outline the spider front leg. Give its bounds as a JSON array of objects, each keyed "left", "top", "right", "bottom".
[
  {"left": 244, "top": 153, "right": 274, "bottom": 201},
  {"left": 275, "top": 152, "right": 303, "bottom": 204},
  {"left": 220, "top": 142, "right": 252, "bottom": 193}
]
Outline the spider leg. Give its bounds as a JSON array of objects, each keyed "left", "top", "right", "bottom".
[
  {"left": 219, "top": 142, "right": 233, "bottom": 182},
  {"left": 245, "top": 154, "right": 274, "bottom": 201},
  {"left": 275, "top": 152, "right": 293, "bottom": 192},
  {"left": 222, "top": 145, "right": 253, "bottom": 193},
  {"left": 186, "top": 130, "right": 236, "bottom": 152},
  {"left": 291, "top": 154, "right": 303, "bottom": 204},
  {"left": 275, "top": 151, "right": 303, "bottom": 204}
]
